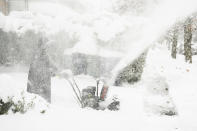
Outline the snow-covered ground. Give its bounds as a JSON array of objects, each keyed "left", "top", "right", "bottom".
[{"left": 0, "top": 45, "right": 197, "bottom": 131}]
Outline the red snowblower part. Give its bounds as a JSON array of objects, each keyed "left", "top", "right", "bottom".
[{"left": 100, "top": 85, "right": 109, "bottom": 101}]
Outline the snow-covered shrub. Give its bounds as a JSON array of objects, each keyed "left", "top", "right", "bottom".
[
  {"left": 0, "top": 91, "right": 49, "bottom": 115},
  {"left": 0, "top": 74, "right": 49, "bottom": 115},
  {"left": 144, "top": 96, "right": 177, "bottom": 116},
  {"left": 145, "top": 76, "right": 169, "bottom": 96},
  {"left": 0, "top": 98, "right": 12, "bottom": 115},
  {"left": 141, "top": 49, "right": 178, "bottom": 116},
  {"left": 114, "top": 51, "right": 147, "bottom": 86},
  {"left": 143, "top": 75, "right": 177, "bottom": 116},
  {"left": 0, "top": 95, "right": 33, "bottom": 115}
]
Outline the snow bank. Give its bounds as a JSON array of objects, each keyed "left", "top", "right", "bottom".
[
  {"left": 0, "top": 73, "right": 49, "bottom": 114},
  {"left": 141, "top": 44, "right": 197, "bottom": 128},
  {"left": 0, "top": 73, "right": 27, "bottom": 101}
]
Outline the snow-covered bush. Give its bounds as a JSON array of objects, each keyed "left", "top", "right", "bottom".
[
  {"left": 140, "top": 48, "right": 178, "bottom": 116},
  {"left": 114, "top": 51, "right": 147, "bottom": 86},
  {"left": 143, "top": 74, "right": 177, "bottom": 116},
  {"left": 0, "top": 92, "right": 49, "bottom": 115},
  {"left": 0, "top": 98, "right": 12, "bottom": 115},
  {"left": 0, "top": 74, "right": 49, "bottom": 115},
  {"left": 144, "top": 95, "right": 177, "bottom": 116},
  {"left": 0, "top": 95, "right": 32, "bottom": 115},
  {"left": 145, "top": 76, "right": 169, "bottom": 96}
]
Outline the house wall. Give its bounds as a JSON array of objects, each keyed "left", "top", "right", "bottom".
[{"left": 64, "top": 53, "right": 120, "bottom": 78}]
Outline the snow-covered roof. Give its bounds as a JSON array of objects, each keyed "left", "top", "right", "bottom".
[{"left": 64, "top": 41, "right": 123, "bottom": 58}]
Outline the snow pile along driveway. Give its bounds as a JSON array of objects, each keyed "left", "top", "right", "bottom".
[{"left": 0, "top": 73, "right": 49, "bottom": 114}]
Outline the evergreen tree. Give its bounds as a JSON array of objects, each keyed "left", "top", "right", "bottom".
[{"left": 114, "top": 51, "right": 147, "bottom": 86}]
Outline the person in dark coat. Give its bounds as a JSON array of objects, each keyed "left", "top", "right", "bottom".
[{"left": 27, "top": 37, "right": 57, "bottom": 103}]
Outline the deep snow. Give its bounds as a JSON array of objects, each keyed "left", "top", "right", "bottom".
[{"left": 0, "top": 46, "right": 197, "bottom": 131}]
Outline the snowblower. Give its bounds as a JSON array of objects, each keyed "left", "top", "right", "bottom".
[{"left": 59, "top": 70, "right": 120, "bottom": 111}]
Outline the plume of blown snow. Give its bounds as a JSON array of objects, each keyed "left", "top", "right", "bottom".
[{"left": 110, "top": 0, "right": 197, "bottom": 85}]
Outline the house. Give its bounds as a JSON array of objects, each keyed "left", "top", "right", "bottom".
[
  {"left": 0, "top": 0, "right": 28, "bottom": 15},
  {"left": 64, "top": 42, "right": 123, "bottom": 78}
]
